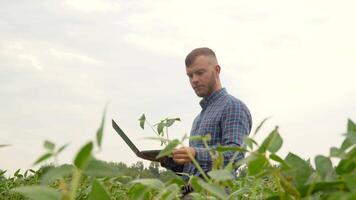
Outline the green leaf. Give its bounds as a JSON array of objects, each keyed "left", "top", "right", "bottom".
[
  {"left": 268, "top": 130, "right": 283, "bottom": 153},
  {"left": 33, "top": 153, "right": 53, "bottom": 165},
  {"left": 156, "top": 139, "right": 180, "bottom": 158},
  {"left": 84, "top": 159, "right": 123, "bottom": 177},
  {"left": 157, "top": 122, "right": 165, "bottom": 135},
  {"left": 279, "top": 174, "right": 300, "bottom": 198},
  {"left": 208, "top": 170, "right": 234, "bottom": 181},
  {"left": 253, "top": 116, "right": 271, "bottom": 136},
  {"left": 341, "top": 119, "right": 356, "bottom": 150},
  {"left": 197, "top": 179, "right": 228, "bottom": 199},
  {"left": 88, "top": 179, "right": 111, "bottom": 200},
  {"left": 11, "top": 186, "right": 61, "bottom": 200},
  {"left": 96, "top": 104, "right": 107, "bottom": 150},
  {"left": 297, "top": 181, "right": 345, "bottom": 197},
  {"left": 215, "top": 145, "right": 247, "bottom": 153},
  {"left": 188, "top": 193, "right": 205, "bottom": 200},
  {"left": 188, "top": 135, "right": 204, "bottom": 141},
  {"left": 41, "top": 165, "right": 73, "bottom": 185},
  {"left": 343, "top": 172, "right": 356, "bottom": 192},
  {"left": 74, "top": 142, "right": 93, "bottom": 169},
  {"left": 269, "top": 154, "right": 291, "bottom": 169},
  {"left": 166, "top": 118, "right": 181, "bottom": 127},
  {"left": 203, "top": 134, "right": 212, "bottom": 141},
  {"left": 129, "top": 184, "right": 149, "bottom": 200},
  {"left": 0, "top": 170, "right": 6, "bottom": 176},
  {"left": 166, "top": 176, "right": 185, "bottom": 187},
  {"left": 315, "top": 155, "right": 333, "bottom": 179},
  {"left": 283, "top": 152, "right": 312, "bottom": 187},
  {"left": 57, "top": 143, "right": 69, "bottom": 154},
  {"left": 190, "top": 176, "right": 203, "bottom": 193},
  {"left": 130, "top": 178, "right": 164, "bottom": 189},
  {"left": 347, "top": 119, "right": 356, "bottom": 133},
  {"left": 14, "top": 169, "right": 21, "bottom": 177},
  {"left": 335, "top": 146, "right": 356, "bottom": 174},
  {"left": 244, "top": 137, "right": 258, "bottom": 150},
  {"left": 341, "top": 138, "right": 353, "bottom": 151},
  {"left": 247, "top": 154, "right": 268, "bottom": 175},
  {"left": 330, "top": 147, "right": 345, "bottom": 158},
  {"left": 259, "top": 127, "right": 282, "bottom": 153},
  {"left": 44, "top": 140, "right": 55, "bottom": 151},
  {"left": 152, "top": 183, "right": 180, "bottom": 200},
  {"left": 139, "top": 114, "right": 146, "bottom": 129}
]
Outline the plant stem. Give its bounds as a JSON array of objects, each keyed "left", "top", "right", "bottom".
[
  {"left": 166, "top": 125, "right": 169, "bottom": 141},
  {"left": 202, "top": 138, "right": 214, "bottom": 159},
  {"left": 146, "top": 121, "right": 159, "bottom": 136},
  {"left": 69, "top": 167, "right": 82, "bottom": 200}
]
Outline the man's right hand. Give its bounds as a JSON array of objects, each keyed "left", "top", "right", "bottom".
[{"left": 172, "top": 147, "right": 196, "bottom": 165}]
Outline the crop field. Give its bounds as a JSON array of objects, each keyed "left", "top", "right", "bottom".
[{"left": 1, "top": 110, "right": 355, "bottom": 200}]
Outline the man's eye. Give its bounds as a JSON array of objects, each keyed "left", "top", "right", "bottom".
[{"left": 196, "top": 71, "right": 204, "bottom": 75}]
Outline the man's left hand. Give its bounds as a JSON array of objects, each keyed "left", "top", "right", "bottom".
[{"left": 172, "top": 147, "right": 196, "bottom": 164}]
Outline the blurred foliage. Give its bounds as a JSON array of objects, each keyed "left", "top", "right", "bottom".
[{"left": 2, "top": 108, "right": 355, "bottom": 199}]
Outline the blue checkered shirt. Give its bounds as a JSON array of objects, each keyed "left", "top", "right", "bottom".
[{"left": 162, "top": 88, "right": 252, "bottom": 178}]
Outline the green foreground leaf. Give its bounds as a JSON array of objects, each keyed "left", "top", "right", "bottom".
[
  {"left": 139, "top": 114, "right": 146, "bottom": 129},
  {"left": 259, "top": 127, "right": 283, "bottom": 153},
  {"left": 84, "top": 159, "right": 123, "bottom": 177},
  {"left": 208, "top": 170, "right": 234, "bottom": 181},
  {"left": 44, "top": 140, "right": 55, "bottom": 151},
  {"left": 315, "top": 155, "right": 333, "bottom": 179},
  {"left": 96, "top": 104, "right": 107, "bottom": 150},
  {"left": 197, "top": 179, "right": 228, "bottom": 199},
  {"left": 41, "top": 165, "right": 73, "bottom": 184},
  {"left": 156, "top": 139, "right": 180, "bottom": 158},
  {"left": 283, "top": 152, "right": 312, "bottom": 187},
  {"left": 74, "top": 142, "right": 93, "bottom": 169},
  {"left": 33, "top": 153, "right": 53, "bottom": 165},
  {"left": 11, "top": 186, "right": 61, "bottom": 200},
  {"left": 130, "top": 178, "right": 164, "bottom": 190},
  {"left": 88, "top": 179, "right": 111, "bottom": 200}
]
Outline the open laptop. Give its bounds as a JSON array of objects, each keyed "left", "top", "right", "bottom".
[{"left": 112, "top": 119, "right": 166, "bottom": 162}]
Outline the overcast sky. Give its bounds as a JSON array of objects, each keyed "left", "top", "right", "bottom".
[{"left": 1, "top": 0, "right": 355, "bottom": 174}]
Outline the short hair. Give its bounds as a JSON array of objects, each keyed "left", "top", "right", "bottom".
[{"left": 185, "top": 47, "right": 217, "bottom": 67}]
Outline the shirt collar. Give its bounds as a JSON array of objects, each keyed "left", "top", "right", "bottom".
[{"left": 199, "top": 88, "right": 227, "bottom": 109}]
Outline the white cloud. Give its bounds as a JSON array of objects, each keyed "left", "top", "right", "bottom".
[
  {"left": 63, "top": 0, "right": 120, "bottom": 13},
  {"left": 120, "top": 0, "right": 356, "bottom": 159},
  {"left": 49, "top": 48, "right": 103, "bottom": 65},
  {"left": 18, "top": 54, "right": 43, "bottom": 70},
  {"left": 122, "top": 0, "right": 356, "bottom": 107}
]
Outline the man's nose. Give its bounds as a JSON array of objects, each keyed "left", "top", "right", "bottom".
[{"left": 191, "top": 75, "right": 199, "bottom": 85}]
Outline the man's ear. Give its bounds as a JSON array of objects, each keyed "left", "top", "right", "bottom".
[{"left": 215, "top": 65, "right": 221, "bottom": 74}]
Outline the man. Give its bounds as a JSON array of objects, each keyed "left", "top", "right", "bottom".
[{"left": 161, "top": 47, "right": 252, "bottom": 183}]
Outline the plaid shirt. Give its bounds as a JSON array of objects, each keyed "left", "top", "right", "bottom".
[{"left": 162, "top": 88, "right": 252, "bottom": 178}]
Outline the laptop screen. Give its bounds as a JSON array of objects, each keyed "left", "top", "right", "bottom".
[{"left": 112, "top": 119, "right": 140, "bottom": 155}]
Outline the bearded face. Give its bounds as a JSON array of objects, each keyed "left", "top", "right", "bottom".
[{"left": 186, "top": 55, "right": 220, "bottom": 98}]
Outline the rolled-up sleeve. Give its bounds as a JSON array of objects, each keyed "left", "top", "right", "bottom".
[{"left": 220, "top": 101, "right": 252, "bottom": 166}]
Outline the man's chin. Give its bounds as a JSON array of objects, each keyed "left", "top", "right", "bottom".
[{"left": 194, "top": 91, "right": 206, "bottom": 98}]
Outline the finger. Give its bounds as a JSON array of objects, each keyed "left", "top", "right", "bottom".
[
  {"left": 173, "top": 158, "right": 190, "bottom": 164},
  {"left": 173, "top": 153, "right": 189, "bottom": 159},
  {"left": 173, "top": 148, "right": 185, "bottom": 154}
]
